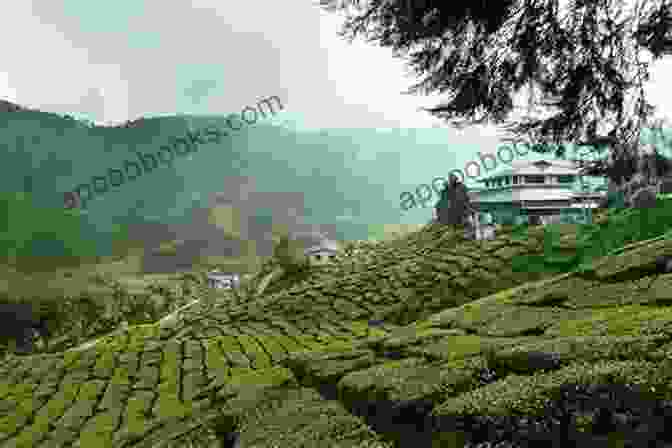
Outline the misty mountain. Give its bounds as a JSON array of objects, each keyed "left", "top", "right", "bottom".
[{"left": 1, "top": 99, "right": 402, "bottom": 271}]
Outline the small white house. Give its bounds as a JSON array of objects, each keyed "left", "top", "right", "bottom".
[
  {"left": 304, "top": 240, "right": 340, "bottom": 265},
  {"left": 206, "top": 271, "right": 240, "bottom": 289}
]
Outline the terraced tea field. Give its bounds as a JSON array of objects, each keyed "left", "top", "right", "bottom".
[{"left": 2, "top": 222, "right": 672, "bottom": 447}]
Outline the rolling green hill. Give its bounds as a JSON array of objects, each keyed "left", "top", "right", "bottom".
[{"left": 2, "top": 201, "right": 672, "bottom": 447}]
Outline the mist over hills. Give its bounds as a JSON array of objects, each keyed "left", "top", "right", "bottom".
[
  {"left": 5, "top": 98, "right": 655, "bottom": 273},
  {"left": 1, "top": 99, "right": 411, "bottom": 272}
]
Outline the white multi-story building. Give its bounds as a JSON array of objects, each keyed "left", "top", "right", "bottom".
[{"left": 468, "top": 159, "right": 606, "bottom": 225}]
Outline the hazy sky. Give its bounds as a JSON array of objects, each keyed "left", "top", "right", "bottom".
[
  {"left": 5, "top": 1, "right": 668, "bottom": 129},
  {"left": 1, "top": 0, "right": 671, "bottom": 228}
]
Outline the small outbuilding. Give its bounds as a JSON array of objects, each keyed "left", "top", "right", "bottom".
[
  {"left": 304, "top": 240, "right": 340, "bottom": 265},
  {"left": 206, "top": 271, "right": 241, "bottom": 289}
]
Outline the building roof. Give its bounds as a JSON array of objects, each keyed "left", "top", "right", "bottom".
[
  {"left": 478, "top": 160, "right": 580, "bottom": 181},
  {"left": 207, "top": 271, "right": 240, "bottom": 278},
  {"left": 304, "top": 240, "right": 339, "bottom": 255},
  {"left": 305, "top": 247, "right": 339, "bottom": 256}
]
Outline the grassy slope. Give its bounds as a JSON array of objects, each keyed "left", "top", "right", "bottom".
[{"left": 1, "top": 205, "right": 672, "bottom": 447}]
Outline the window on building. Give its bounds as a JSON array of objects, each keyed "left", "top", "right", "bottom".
[
  {"left": 505, "top": 176, "right": 511, "bottom": 185},
  {"left": 513, "top": 176, "right": 519, "bottom": 184},
  {"left": 524, "top": 175, "right": 546, "bottom": 184},
  {"left": 557, "top": 175, "right": 575, "bottom": 183}
]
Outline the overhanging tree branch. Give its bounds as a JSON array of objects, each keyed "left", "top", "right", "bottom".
[{"left": 319, "top": 0, "right": 672, "bottom": 183}]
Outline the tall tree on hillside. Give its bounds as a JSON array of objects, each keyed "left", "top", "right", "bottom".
[{"left": 319, "top": 0, "right": 672, "bottom": 184}]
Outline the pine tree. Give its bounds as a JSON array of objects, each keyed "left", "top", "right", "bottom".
[{"left": 320, "top": 0, "right": 672, "bottom": 184}]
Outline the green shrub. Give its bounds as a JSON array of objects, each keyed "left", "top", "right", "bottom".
[
  {"left": 509, "top": 200, "right": 672, "bottom": 276},
  {"left": 574, "top": 199, "right": 672, "bottom": 267},
  {"left": 0, "top": 191, "right": 135, "bottom": 273}
]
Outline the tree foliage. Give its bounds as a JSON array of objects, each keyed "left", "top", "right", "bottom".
[
  {"left": 0, "top": 192, "right": 131, "bottom": 272},
  {"left": 435, "top": 180, "right": 473, "bottom": 226},
  {"left": 319, "top": 0, "right": 672, "bottom": 183},
  {"left": 271, "top": 233, "right": 310, "bottom": 275}
]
